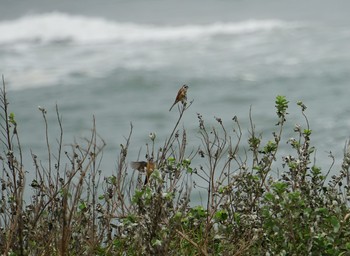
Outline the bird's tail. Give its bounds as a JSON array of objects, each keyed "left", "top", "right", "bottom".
[
  {"left": 169, "top": 102, "right": 176, "bottom": 111},
  {"left": 144, "top": 175, "right": 149, "bottom": 185}
]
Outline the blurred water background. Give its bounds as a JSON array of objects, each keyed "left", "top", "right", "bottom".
[{"left": 1, "top": 0, "right": 350, "bottom": 200}]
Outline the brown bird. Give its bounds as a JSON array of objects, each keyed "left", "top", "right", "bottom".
[
  {"left": 130, "top": 158, "right": 156, "bottom": 185},
  {"left": 169, "top": 84, "right": 188, "bottom": 111}
]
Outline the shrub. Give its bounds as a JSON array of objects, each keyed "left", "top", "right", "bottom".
[{"left": 0, "top": 76, "right": 349, "bottom": 255}]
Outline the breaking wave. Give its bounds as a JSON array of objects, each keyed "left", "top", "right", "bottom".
[{"left": 0, "top": 12, "right": 296, "bottom": 46}]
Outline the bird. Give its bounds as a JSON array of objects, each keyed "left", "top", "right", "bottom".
[
  {"left": 169, "top": 84, "right": 188, "bottom": 111},
  {"left": 130, "top": 158, "right": 156, "bottom": 185}
]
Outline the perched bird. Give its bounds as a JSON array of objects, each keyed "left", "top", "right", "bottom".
[
  {"left": 169, "top": 84, "right": 188, "bottom": 111},
  {"left": 130, "top": 158, "right": 156, "bottom": 185}
]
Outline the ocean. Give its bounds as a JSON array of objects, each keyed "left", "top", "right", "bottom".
[{"left": 0, "top": 0, "right": 350, "bottom": 190}]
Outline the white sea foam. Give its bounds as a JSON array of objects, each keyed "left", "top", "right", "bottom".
[
  {"left": 0, "top": 12, "right": 308, "bottom": 91},
  {"left": 0, "top": 12, "right": 294, "bottom": 46}
]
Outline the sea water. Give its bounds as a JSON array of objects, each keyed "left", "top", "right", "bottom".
[{"left": 0, "top": 1, "right": 350, "bottom": 198}]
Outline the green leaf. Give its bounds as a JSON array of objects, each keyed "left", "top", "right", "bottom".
[
  {"left": 162, "top": 192, "right": 174, "bottom": 201},
  {"left": 192, "top": 206, "right": 206, "bottom": 218},
  {"left": 106, "top": 175, "right": 117, "bottom": 185},
  {"left": 263, "top": 141, "right": 277, "bottom": 154},
  {"left": 182, "top": 158, "right": 191, "bottom": 166},
  {"left": 174, "top": 211, "right": 182, "bottom": 219},
  {"left": 214, "top": 209, "right": 228, "bottom": 222},
  {"left": 330, "top": 215, "right": 340, "bottom": 233},
  {"left": 132, "top": 189, "right": 144, "bottom": 203},
  {"left": 288, "top": 191, "right": 301, "bottom": 201},
  {"left": 303, "top": 129, "right": 312, "bottom": 136},
  {"left": 78, "top": 201, "right": 87, "bottom": 211},
  {"left": 113, "top": 239, "right": 122, "bottom": 249},
  {"left": 186, "top": 167, "right": 193, "bottom": 173},
  {"left": 297, "top": 100, "right": 307, "bottom": 111},
  {"left": 272, "top": 182, "right": 287, "bottom": 194},
  {"left": 9, "top": 112, "right": 16, "bottom": 125},
  {"left": 167, "top": 157, "right": 176, "bottom": 164},
  {"left": 264, "top": 192, "right": 275, "bottom": 201},
  {"left": 218, "top": 186, "right": 227, "bottom": 194},
  {"left": 311, "top": 166, "right": 322, "bottom": 176},
  {"left": 346, "top": 242, "right": 350, "bottom": 250},
  {"left": 316, "top": 207, "right": 328, "bottom": 214},
  {"left": 249, "top": 136, "right": 261, "bottom": 149},
  {"left": 233, "top": 212, "right": 240, "bottom": 224},
  {"left": 275, "top": 95, "right": 289, "bottom": 119},
  {"left": 303, "top": 207, "right": 312, "bottom": 218}
]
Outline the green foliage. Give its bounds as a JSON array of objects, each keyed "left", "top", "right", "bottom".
[
  {"left": 8, "top": 112, "right": 16, "bottom": 125},
  {"left": 275, "top": 95, "right": 289, "bottom": 119},
  {"left": 0, "top": 79, "right": 349, "bottom": 256}
]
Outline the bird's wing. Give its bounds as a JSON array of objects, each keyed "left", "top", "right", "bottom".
[{"left": 130, "top": 161, "right": 147, "bottom": 172}]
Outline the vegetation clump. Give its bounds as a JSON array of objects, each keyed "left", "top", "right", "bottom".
[{"left": 0, "top": 77, "right": 349, "bottom": 255}]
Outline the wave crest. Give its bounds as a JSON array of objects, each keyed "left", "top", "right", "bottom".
[{"left": 0, "top": 12, "right": 294, "bottom": 45}]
